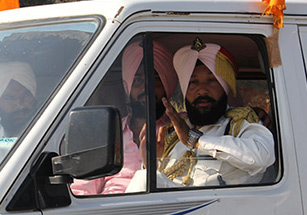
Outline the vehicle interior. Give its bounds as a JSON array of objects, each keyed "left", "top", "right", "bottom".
[{"left": 86, "top": 32, "right": 280, "bottom": 189}]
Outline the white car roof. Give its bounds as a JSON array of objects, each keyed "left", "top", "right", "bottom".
[{"left": 0, "top": 0, "right": 305, "bottom": 24}]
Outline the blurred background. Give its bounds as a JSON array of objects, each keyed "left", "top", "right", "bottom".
[{"left": 19, "top": 0, "right": 81, "bottom": 7}]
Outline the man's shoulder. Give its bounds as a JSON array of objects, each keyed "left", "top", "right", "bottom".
[
  {"left": 225, "top": 106, "right": 259, "bottom": 137},
  {"left": 225, "top": 106, "right": 259, "bottom": 123}
]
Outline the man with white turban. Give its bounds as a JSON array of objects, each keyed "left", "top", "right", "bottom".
[
  {"left": 0, "top": 61, "right": 36, "bottom": 137},
  {"left": 127, "top": 38, "right": 275, "bottom": 191},
  {"left": 71, "top": 40, "right": 179, "bottom": 195},
  {"left": 0, "top": 61, "right": 36, "bottom": 160}
]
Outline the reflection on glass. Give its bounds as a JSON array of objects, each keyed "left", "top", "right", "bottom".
[
  {"left": 0, "top": 20, "right": 99, "bottom": 165},
  {"left": 71, "top": 38, "right": 147, "bottom": 195}
]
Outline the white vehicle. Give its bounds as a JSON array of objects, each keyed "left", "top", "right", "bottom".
[{"left": 0, "top": 0, "right": 307, "bottom": 214}]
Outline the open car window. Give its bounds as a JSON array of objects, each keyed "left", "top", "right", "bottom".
[
  {"left": 70, "top": 32, "right": 280, "bottom": 197},
  {"left": 152, "top": 33, "right": 278, "bottom": 189}
]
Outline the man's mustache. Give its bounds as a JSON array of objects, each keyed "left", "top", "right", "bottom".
[
  {"left": 11, "top": 108, "right": 32, "bottom": 119},
  {"left": 192, "top": 95, "right": 216, "bottom": 105},
  {"left": 137, "top": 92, "right": 146, "bottom": 100}
]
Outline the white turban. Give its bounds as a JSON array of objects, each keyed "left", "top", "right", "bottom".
[
  {"left": 0, "top": 62, "right": 36, "bottom": 98},
  {"left": 173, "top": 40, "right": 237, "bottom": 98}
]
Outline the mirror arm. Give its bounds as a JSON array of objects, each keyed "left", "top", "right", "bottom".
[{"left": 46, "top": 175, "right": 73, "bottom": 185}]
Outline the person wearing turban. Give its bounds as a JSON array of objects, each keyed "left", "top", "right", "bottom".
[
  {"left": 122, "top": 41, "right": 178, "bottom": 139},
  {"left": 126, "top": 38, "right": 275, "bottom": 191},
  {"left": 0, "top": 62, "right": 36, "bottom": 137},
  {"left": 0, "top": 61, "right": 36, "bottom": 160},
  {"left": 156, "top": 38, "right": 275, "bottom": 187},
  {"left": 71, "top": 40, "right": 179, "bottom": 195}
]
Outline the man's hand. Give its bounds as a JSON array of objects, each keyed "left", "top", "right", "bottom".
[
  {"left": 162, "top": 97, "right": 190, "bottom": 145},
  {"left": 156, "top": 126, "right": 165, "bottom": 158},
  {"left": 252, "top": 107, "right": 273, "bottom": 131},
  {"left": 139, "top": 124, "right": 165, "bottom": 169}
]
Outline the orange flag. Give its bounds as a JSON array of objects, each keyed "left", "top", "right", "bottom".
[
  {"left": 262, "top": 0, "right": 286, "bottom": 29},
  {"left": 0, "top": 0, "right": 19, "bottom": 11}
]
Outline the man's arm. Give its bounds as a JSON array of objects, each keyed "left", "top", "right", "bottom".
[
  {"left": 197, "top": 121, "right": 275, "bottom": 175},
  {"left": 162, "top": 97, "right": 275, "bottom": 175}
]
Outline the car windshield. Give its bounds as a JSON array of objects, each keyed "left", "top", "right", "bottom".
[{"left": 0, "top": 20, "right": 100, "bottom": 165}]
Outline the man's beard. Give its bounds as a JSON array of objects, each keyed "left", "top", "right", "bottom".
[
  {"left": 155, "top": 98, "right": 166, "bottom": 120},
  {"left": 130, "top": 94, "right": 166, "bottom": 120},
  {"left": 130, "top": 94, "right": 146, "bottom": 119},
  {"left": 0, "top": 108, "right": 34, "bottom": 136},
  {"left": 185, "top": 93, "right": 227, "bottom": 126}
]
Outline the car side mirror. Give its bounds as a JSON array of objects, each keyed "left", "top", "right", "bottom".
[{"left": 52, "top": 106, "right": 123, "bottom": 180}]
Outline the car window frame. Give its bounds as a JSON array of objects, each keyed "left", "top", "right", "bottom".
[{"left": 41, "top": 19, "right": 282, "bottom": 199}]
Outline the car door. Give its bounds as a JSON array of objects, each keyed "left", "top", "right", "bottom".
[
  {"left": 294, "top": 25, "right": 307, "bottom": 214},
  {"left": 39, "top": 15, "right": 302, "bottom": 214},
  {"left": 2, "top": 9, "right": 303, "bottom": 215}
]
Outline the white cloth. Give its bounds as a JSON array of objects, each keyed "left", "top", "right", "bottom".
[
  {"left": 127, "top": 115, "right": 275, "bottom": 191},
  {"left": 168, "top": 116, "right": 275, "bottom": 186},
  {"left": 0, "top": 62, "right": 36, "bottom": 98}
]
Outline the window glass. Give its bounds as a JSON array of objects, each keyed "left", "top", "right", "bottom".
[
  {"left": 0, "top": 20, "right": 99, "bottom": 165},
  {"left": 70, "top": 35, "right": 148, "bottom": 195},
  {"left": 299, "top": 26, "right": 307, "bottom": 78}
]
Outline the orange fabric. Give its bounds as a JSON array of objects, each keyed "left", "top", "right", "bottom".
[
  {"left": 0, "top": 0, "right": 19, "bottom": 11},
  {"left": 262, "top": 0, "right": 286, "bottom": 28}
]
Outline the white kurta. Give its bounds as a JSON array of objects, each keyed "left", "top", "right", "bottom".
[
  {"left": 163, "top": 116, "right": 275, "bottom": 186},
  {"left": 126, "top": 115, "right": 275, "bottom": 191}
]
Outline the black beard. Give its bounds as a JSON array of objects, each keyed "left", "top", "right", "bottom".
[
  {"left": 130, "top": 94, "right": 166, "bottom": 120},
  {"left": 130, "top": 97, "right": 146, "bottom": 119},
  {"left": 155, "top": 96, "right": 166, "bottom": 120},
  {"left": 0, "top": 108, "right": 34, "bottom": 136},
  {"left": 185, "top": 93, "right": 227, "bottom": 126}
]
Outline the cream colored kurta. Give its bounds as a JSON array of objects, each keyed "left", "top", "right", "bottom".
[
  {"left": 162, "top": 116, "right": 275, "bottom": 187},
  {"left": 126, "top": 115, "right": 275, "bottom": 191}
]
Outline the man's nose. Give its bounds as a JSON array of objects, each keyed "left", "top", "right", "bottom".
[
  {"left": 15, "top": 102, "right": 25, "bottom": 110},
  {"left": 14, "top": 98, "right": 28, "bottom": 110},
  {"left": 140, "top": 85, "right": 145, "bottom": 93},
  {"left": 196, "top": 84, "right": 209, "bottom": 96}
]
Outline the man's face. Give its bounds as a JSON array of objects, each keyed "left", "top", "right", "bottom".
[
  {"left": 130, "top": 66, "right": 166, "bottom": 119},
  {"left": 0, "top": 79, "right": 36, "bottom": 133},
  {"left": 185, "top": 64, "right": 227, "bottom": 126},
  {"left": 130, "top": 65, "right": 146, "bottom": 106},
  {"left": 130, "top": 65, "right": 146, "bottom": 118}
]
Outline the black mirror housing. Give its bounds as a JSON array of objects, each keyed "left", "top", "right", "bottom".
[{"left": 52, "top": 106, "right": 123, "bottom": 180}]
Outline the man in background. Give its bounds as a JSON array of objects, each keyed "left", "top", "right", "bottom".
[
  {"left": 0, "top": 61, "right": 36, "bottom": 160},
  {"left": 71, "top": 40, "right": 178, "bottom": 194}
]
